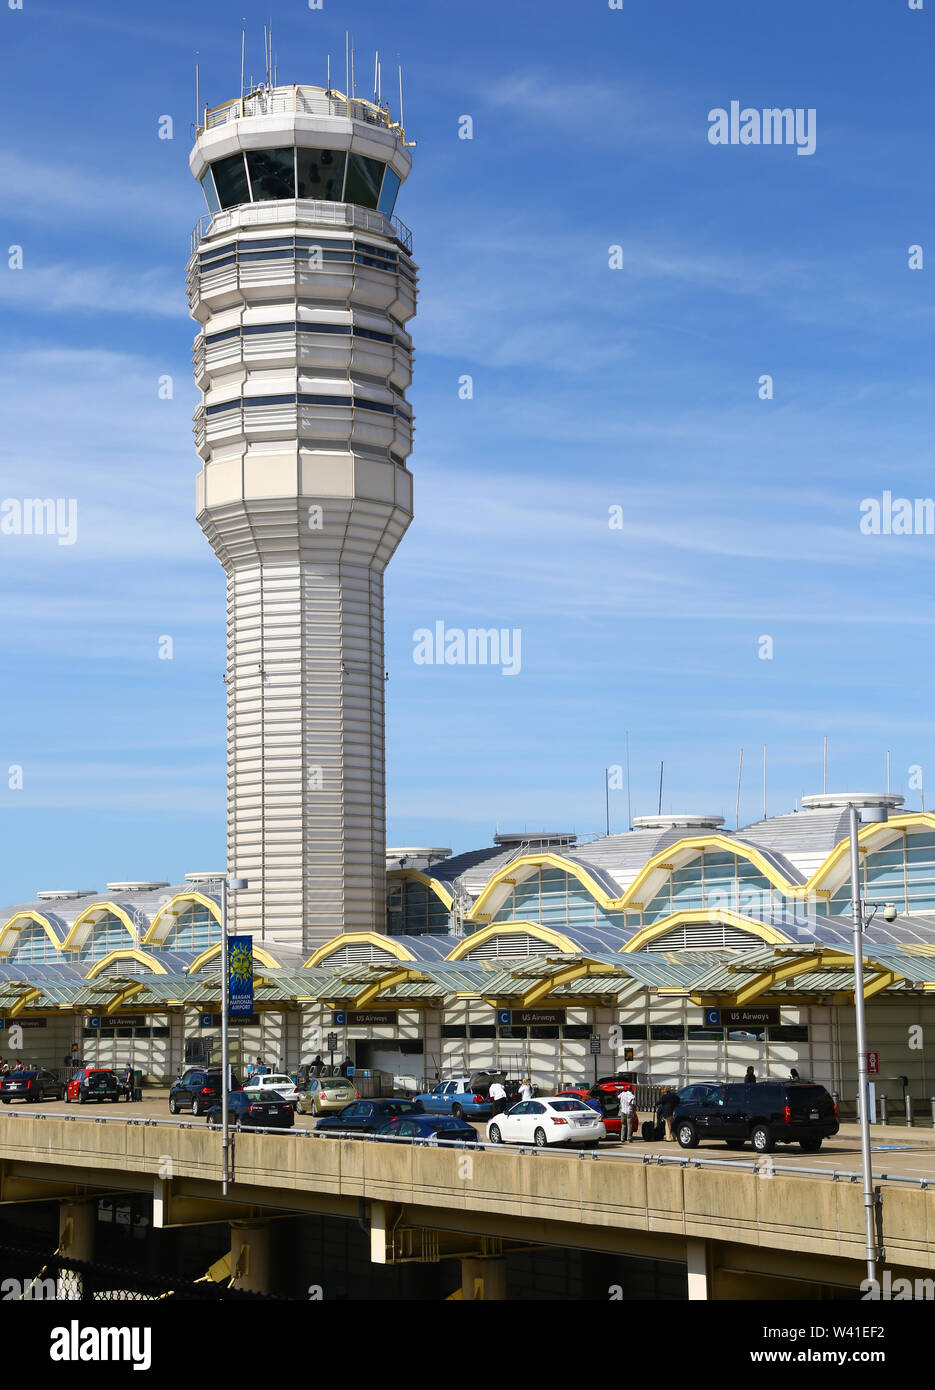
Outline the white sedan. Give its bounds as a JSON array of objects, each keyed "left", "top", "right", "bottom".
[
  {"left": 486, "top": 1096, "right": 606, "bottom": 1148},
  {"left": 242, "top": 1073, "right": 301, "bottom": 1104}
]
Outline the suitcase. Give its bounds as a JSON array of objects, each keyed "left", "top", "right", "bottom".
[
  {"left": 132, "top": 1087, "right": 142, "bottom": 1103},
  {"left": 641, "top": 1119, "right": 663, "bottom": 1142}
]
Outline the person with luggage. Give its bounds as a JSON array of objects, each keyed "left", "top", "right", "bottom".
[
  {"left": 655, "top": 1085, "right": 679, "bottom": 1141},
  {"left": 121, "top": 1060, "right": 134, "bottom": 1100},
  {"left": 618, "top": 1085, "right": 636, "bottom": 1143},
  {"left": 519, "top": 1077, "right": 533, "bottom": 1102},
  {"left": 488, "top": 1078, "right": 508, "bottom": 1116},
  {"left": 586, "top": 1084, "right": 605, "bottom": 1117}
]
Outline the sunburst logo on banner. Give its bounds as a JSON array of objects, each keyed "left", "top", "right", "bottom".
[{"left": 229, "top": 942, "right": 253, "bottom": 984}]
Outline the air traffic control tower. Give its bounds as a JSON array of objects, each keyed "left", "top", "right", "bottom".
[{"left": 188, "top": 83, "right": 416, "bottom": 951}]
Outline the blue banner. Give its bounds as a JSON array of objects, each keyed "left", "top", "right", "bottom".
[{"left": 227, "top": 935, "right": 254, "bottom": 1017}]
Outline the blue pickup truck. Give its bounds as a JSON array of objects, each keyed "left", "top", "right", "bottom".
[{"left": 414, "top": 1072, "right": 504, "bottom": 1121}]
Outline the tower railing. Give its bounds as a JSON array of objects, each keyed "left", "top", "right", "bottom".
[
  {"left": 198, "top": 85, "right": 409, "bottom": 144},
  {"left": 190, "top": 202, "right": 413, "bottom": 256}
]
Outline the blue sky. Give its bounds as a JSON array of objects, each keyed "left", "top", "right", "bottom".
[{"left": 0, "top": 0, "right": 933, "bottom": 900}]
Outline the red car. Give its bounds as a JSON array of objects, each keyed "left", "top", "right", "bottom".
[
  {"left": 65, "top": 1068, "right": 123, "bottom": 1103},
  {"left": 557, "top": 1084, "right": 639, "bottom": 1140}
]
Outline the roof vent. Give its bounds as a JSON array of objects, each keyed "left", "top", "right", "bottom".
[
  {"left": 104, "top": 881, "right": 171, "bottom": 894},
  {"left": 35, "top": 890, "right": 98, "bottom": 901},
  {"left": 631, "top": 814, "right": 725, "bottom": 831},
  {"left": 184, "top": 871, "right": 226, "bottom": 884},
  {"left": 386, "top": 847, "right": 452, "bottom": 869},
  {"left": 800, "top": 794, "right": 904, "bottom": 812},
  {"left": 493, "top": 831, "right": 578, "bottom": 849}
]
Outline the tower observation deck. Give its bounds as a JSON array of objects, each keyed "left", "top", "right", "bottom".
[{"left": 188, "top": 83, "right": 417, "bottom": 950}]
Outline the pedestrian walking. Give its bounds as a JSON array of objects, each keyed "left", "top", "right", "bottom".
[
  {"left": 744, "top": 1066, "right": 757, "bottom": 1084},
  {"left": 519, "top": 1077, "right": 533, "bottom": 1102},
  {"left": 618, "top": 1085, "right": 636, "bottom": 1143},
  {"left": 488, "top": 1078, "right": 508, "bottom": 1116},
  {"left": 656, "top": 1085, "right": 679, "bottom": 1141}
]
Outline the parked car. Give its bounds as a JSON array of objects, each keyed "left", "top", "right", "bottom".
[
  {"left": 169, "top": 1068, "right": 242, "bottom": 1117},
  {"left": 376, "top": 1113, "right": 479, "bottom": 1146},
  {"left": 415, "top": 1072, "right": 503, "bottom": 1121},
  {"left": 676, "top": 1082, "right": 721, "bottom": 1105},
  {"left": 487, "top": 1096, "right": 606, "bottom": 1148},
  {"left": 0, "top": 1068, "right": 65, "bottom": 1104},
  {"left": 297, "top": 1075, "right": 359, "bottom": 1115},
  {"left": 314, "top": 1098, "right": 423, "bottom": 1134},
  {"left": 206, "top": 1090, "right": 294, "bottom": 1130},
  {"left": 241, "top": 1072, "right": 301, "bottom": 1104},
  {"left": 557, "top": 1084, "right": 639, "bottom": 1140},
  {"left": 673, "top": 1081, "right": 839, "bottom": 1153},
  {"left": 65, "top": 1067, "right": 122, "bottom": 1104}
]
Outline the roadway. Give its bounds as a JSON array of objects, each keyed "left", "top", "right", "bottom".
[{"left": 11, "top": 1094, "right": 935, "bottom": 1184}]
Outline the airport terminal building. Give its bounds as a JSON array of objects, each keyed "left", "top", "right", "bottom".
[{"left": 2, "top": 793, "right": 935, "bottom": 1106}]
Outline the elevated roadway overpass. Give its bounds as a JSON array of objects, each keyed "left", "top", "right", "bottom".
[{"left": 2, "top": 1111, "right": 935, "bottom": 1298}]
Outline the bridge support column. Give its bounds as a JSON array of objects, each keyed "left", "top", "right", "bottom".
[
  {"left": 459, "top": 1257, "right": 507, "bottom": 1300},
  {"left": 230, "top": 1221, "right": 272, "bottom": 1294},
  {"left": 57, "top": 1200, "right": 95, "bottom": 1300},
  {"left": 686, "top": 1238, "right": 710, "bottom": 1301}
]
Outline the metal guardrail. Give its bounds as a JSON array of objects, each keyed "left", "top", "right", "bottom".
[
  {"left": 190, "top": 202, "right": 413, "bottom": 257},
  {"left": 2, "top": 1108, "right": 933, "bottom": 1189}
]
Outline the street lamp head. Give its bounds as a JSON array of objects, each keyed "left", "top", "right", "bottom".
[{"left": 883, "top": 904, "right": 898, "bottom": 922}]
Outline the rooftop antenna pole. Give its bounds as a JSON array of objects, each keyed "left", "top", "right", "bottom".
[
  {"left": 240, "top": 20, "right": 246, "bottom": 99},
  {"left": 345, "top": 31, "right": 349, "bottom": 98},
  {"left": 763, "top": 744, "right": 767, "bottom": 820},
  {"left": 625, "top": 730, "right": 632, "bottom": 831},
  {"left": 886, "top": 749, "right": 891, "bottom": 794},
  {"left": 326, "top": 54, "right": 331, "bottom": 92},
  {"left": 195, "top": 54, "right": 200, "bottom": 129},
  {"left": 374, "top": 50, "right": 379, "bottom": 104},
  {"left": 657, "top": 760, "right": 664, "bottom": 816},
  {"left": 398, "top": 63, "right": 405, "bottom": 132},
  {"left": 604, "top": 767, "right": 610, "bottom": 838},
  {"left": 823, "top": 735, "right": 828, "bottom": 794},
  {"left": 735, "top": 747, "right": 744, "bottom": 831}
]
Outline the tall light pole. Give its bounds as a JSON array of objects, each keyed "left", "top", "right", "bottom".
[
  {"left": 848, "top": 802, "right": 885, "bottom": 1284},
  {"left": 219, "top": 875, "right": 247, "bottom": 1196}
]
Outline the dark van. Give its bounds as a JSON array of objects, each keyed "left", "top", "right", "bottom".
[{"left": 673, "top": 1081, "right": 838, "bottom": 1153}]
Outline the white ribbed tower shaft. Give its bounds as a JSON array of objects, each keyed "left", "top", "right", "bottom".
[{"left": 188, "top": 85, "right": 416, "bottom": 951}]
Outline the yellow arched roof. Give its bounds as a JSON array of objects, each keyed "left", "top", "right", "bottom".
[
  {"left": 84, "top": 948, "right": 169, "bottom": 979},
  {"left": 622, "top": 909, "right": 791, "bottom": 954},
  {"left": 445, "top": 920, "right": 580, "bottom": 961},
  {"left": 304, "top": 932, "right": 417, "bottom": 967},
  {"left": 188, "top": 941, "right": 282, "bottom": 973},
  {"left": 62, "top": 902, "right": 139, "bottom": 951},
  {"left": 143, "top": 892, "right": 221, "bottom": 946},
  {"left": 467, "top": 816, "right": 935, "bottom": 923},
  {"left": 386, "top": 869, "right": 454, "bottom": 910},
  {"left": 0, "top": 909, "right": 65, "bottom": 955}
]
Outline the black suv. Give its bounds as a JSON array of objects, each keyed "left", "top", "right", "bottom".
[
  {"left": 673, "top": 1081, "right": 838, "bottom": 1153},
  {"left": 169, "top": 1068, "right": 242, "bottom": 1117}
]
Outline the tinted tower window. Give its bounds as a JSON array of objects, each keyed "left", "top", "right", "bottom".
[
  {"left": 212, "top": 153, "right": 250, "bottom": 208},
  {"left": 246, "top": 147, "right": 296, "bottom": 200},
  {"left": 344, "top": 153, "right": 385, "bottom": 209},
  {"left": 296, "top": 147, "right": 347, "bottom": 200}
]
